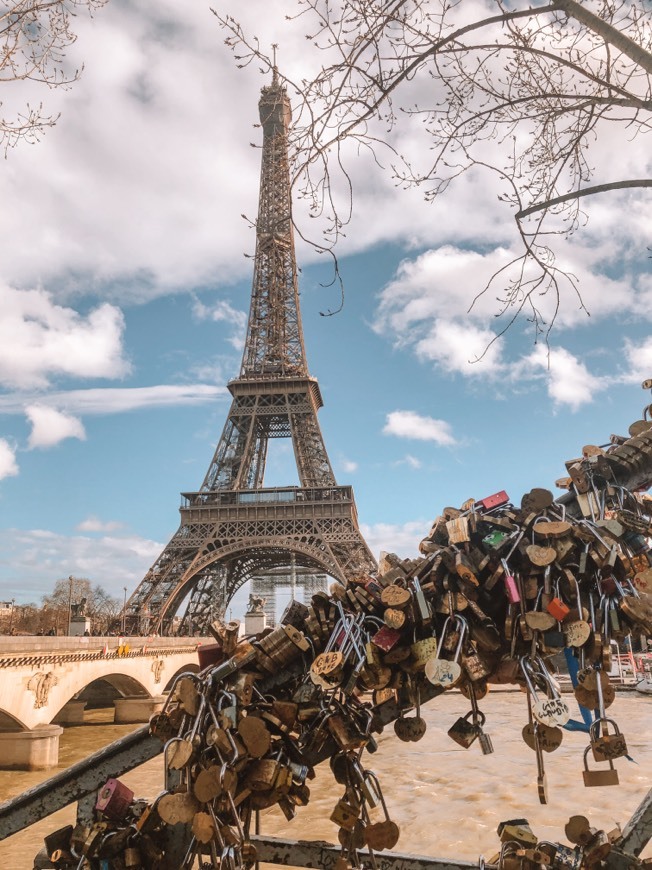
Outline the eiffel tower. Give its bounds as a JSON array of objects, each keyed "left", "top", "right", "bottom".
[{"left": 124, "top": 69, "right": 377, "bottom": 636}]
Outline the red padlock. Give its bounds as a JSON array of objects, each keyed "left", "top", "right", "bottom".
[
  {"left": 371, "top": 626, "right": 402, "bottom": 652},
  {"left": 476, "top": 490, "right": 509, "bottom": 511},
  {"left": 600, "top": 574, "right": 618, "bottom": 596},
  {"left": 95, "top": 778, "right": 134, "bottom": 821}
]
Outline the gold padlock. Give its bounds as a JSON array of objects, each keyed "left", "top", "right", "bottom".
[{"left": 329, "top": 796, "right": 360, "bottom": 831}]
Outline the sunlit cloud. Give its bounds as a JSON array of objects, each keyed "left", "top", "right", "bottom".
[
  {"left": 518, "top": 346, "right": 608, "bottom": 411},
  {"left": 340, "top": 458, "right": 358, "bottom": 473},
  {"left": 383, "top": 410, "right": 457, "bottom": 446},
  {"left": 0, "top": 440, "right": 19, "bottom": 480},
  {"left": 0, "top": 286, "right": 129, "bottom": 390},
  {"left": 360, "top": 520, "right": 429, "bottom": 560},
  {"left": 26, "top": 405, "right": 87, "bottom": 449},
  {"left": 0, "top": 385, "right": 227, "bottom": 416},
  {"left": 76, "top": 516, "right": 126, "bottom": 533},
  {"left": 0, "top": 527, "right": 163, "bottom": 601}
]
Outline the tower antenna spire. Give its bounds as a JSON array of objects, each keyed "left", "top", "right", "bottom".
[{"left": 271, "top": 44, "right": 279, "bottom": 85}]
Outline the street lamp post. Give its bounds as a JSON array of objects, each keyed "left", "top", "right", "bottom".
[
  {"left": 8, "top": 598, "right": 15, "bottom": 634},
  {"left": 122, "top": 587, "right": 127, "bottom": 636},
  {"left": 67, "top": 575, "right": 74, "bottom": 636}
]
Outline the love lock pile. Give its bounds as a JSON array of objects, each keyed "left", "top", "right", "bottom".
[
  {"left": 486, "top": 812, "right": 652, "bottom": 870},
  {"left": 39, "top": 406, "right": 652, "bottom": 869}
]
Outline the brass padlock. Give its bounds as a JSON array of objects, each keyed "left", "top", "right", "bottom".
[
  {"left": 590, "top": 717, "right": 628, "bottom": 762},
  {"left": 582, "top": 745, "right": 619, "bottom": 787},
  {"left": 497, "top": 819, "right": 538, "bottom": 847},
  {"left": 461, "top": 639, "right": 492, "bottom": 681},
  {"left": 330, "top": 796, "right": 360, "bottom": 831},
  {"left": 81, "top": 822, "right": 109, "bottom": 857}
]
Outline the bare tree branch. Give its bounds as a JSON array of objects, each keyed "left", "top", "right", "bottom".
[
  {"left": 0, "top": 0, "right": 108, "bottom": 154},
  {"left": 518, "top": 178, "right": 652, "bottom": 217},
  {"left": 215, "top": 0, "right": 652, "bottom": 339}
]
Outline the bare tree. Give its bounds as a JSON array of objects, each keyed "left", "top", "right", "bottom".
[
  {"left": 216, "top": 0, "right": 652, "bottom": 340},
  {"left": 41, "top": 576, "right": 120, "bottom": 633},
  {"left": 1, "top": 0, "right": 107, "bottom": 153}
]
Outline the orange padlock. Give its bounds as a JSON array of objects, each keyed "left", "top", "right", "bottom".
[{"left": 546, "top": 596, "right": 570, "bottom": 622}]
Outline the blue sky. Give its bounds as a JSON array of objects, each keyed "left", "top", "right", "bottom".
[{"left": 0, "top": 0, "right": 651, "bottom": 616}]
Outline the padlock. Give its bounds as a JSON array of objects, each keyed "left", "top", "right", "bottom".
[
  {"left": 590, "top": 717, "right": 628, "bottom": 762},
  {"left": 520, "top": 656, "right": 570, "bottom": 728},
  {"left": 461, "top": 639, "right": 492, "bottom": 681},
  {"left": 497, "top": 819, "right": 538, "bottom": 847},
  {"left": 327, "top": 712, "right": 367, "bottom": 751},
  {"left": 410, "top": 635, "right": 438, "bottom": 670},
  {"left": 370, "top": 625, "right": 402, "bottom": 653},
  {"left": 95, "top": 777, "right": 135, "bottom": 821},
  {"left": 81, "top": 822, "right": 109, "bottom": 857},
  {"left": 501, "top": 559, "right": 521, "bottom": 604},
  {"left": 583, "top": 830, "right": 612, "bottom": 866},
  {"left": 448, "top": 710, "right": 479, "bottom": 748},
  {"left": 547, "top": 591, "right": 571, "bottom": 622},
  {"left": 424, "top": 614, "right": 466, "bottom": 688},
  {"left": 476, "top": 490, "right": 509, "bottom": 511},
  {"left": 44, "top": 825, "right": 74, "bottom": 860},
  {"left": 582, "top": 745, "right": 619, "bottom": 786},
  {"left": 330, "top": 796, "right": 361, "bottom": 831},
  {"left": 411, "top": 577, "right": 433, "bottom": 624}
]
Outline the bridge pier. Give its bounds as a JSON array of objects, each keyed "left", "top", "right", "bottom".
[
  {"left": 0, "top": 724, "right": 63, "bottom": 770},
  {"left": 113, "top": 695, "right": 165, "bottom": 724},
  {"left": 52, "top": 700, "right": 87, "bottom": 726}
]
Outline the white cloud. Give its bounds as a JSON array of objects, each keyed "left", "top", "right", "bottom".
[
  {"left": 415, "top": 319, "right": 504, "bottom": 375},
  {"left": 0, "top": 528, "right": 163, "bottom": 602},
  {"left": 76, "top": 516, "right": 125, "bottom": 533},
  {"left": 622, "top": 336, "right": 652, "bottom": 384},
  {"left": 394, "top": 454, "right": 422, "bottom": 469},
  {"left": 0, "top": 440, "right": 19, "bottom": 480},
  {"left": 193, "top": 298, "right": 247, "bottom": 350},
  {"left": 26, "top": 405, "right": 87, "bottom": 449},
  {"left": 0, "top": 0, "right": 647, "bottom": 321},
  {"left": 340, "top": 459, "right": 358, "bottom": 473},
  {"left": 360, "top": 520, "right": 429, "bottom": 561},
  {"left": 0, "top": 286, "right": 130, "bottom": 389},
  {"left": 519, "top": 346, "right": 608, "bottom": 411},
  {"left": 0, "top": 385, "right": 227, "bottom": 416},
  {"left": 383, "top": 410, "right": 456, "bottom": 446}
]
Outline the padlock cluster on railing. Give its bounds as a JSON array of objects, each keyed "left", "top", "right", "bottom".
[
  {"left": 487, "top": 813, "right": 626, "bottom": 870},
  {"left": 40, "top": 417, "right": 652, "bottom": 869}
]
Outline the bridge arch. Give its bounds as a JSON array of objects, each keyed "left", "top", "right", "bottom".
[
  {"left": 164, "top": 662, "right": 199, "bottom": 691},
  {"left": 0, "top": 709, "right": 27, "bottom": 732}
]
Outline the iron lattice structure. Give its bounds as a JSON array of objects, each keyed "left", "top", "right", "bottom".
[
  {"left": 124, "top": 71, "right": 376, "bottom": 635},
  {"left": 250, "top": 560, "right": 329, "bottom": 628}
]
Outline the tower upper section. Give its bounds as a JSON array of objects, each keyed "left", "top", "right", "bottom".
[{"left": 237, "top": 71, "right": 308, "bottom": 380}]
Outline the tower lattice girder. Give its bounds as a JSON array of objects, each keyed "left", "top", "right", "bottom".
[{"left": 124, "top": 71, "right": 376, "bottom": 635}]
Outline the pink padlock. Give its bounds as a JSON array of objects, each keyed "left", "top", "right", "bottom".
[{"left": 501, "top": 559, "right": 521, "bottom": 604}]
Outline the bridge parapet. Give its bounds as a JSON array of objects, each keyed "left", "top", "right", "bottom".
[{"left": 0, "top": 636, "right": 209, "bottom": 769}]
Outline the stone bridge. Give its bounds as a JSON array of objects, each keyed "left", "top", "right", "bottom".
[{"left": 0, "top": 636, "right": 205, "bottom": 770}]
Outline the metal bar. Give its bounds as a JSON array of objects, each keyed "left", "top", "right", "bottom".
[
  {"left": 0, "top": 725, "right": 160, "bottom": 840},
  {"left": 614, "top": 786, "right": 652, "bottom": 857},
  {"left": 250, "top": 835, "right": 479, "bottom": 870}
]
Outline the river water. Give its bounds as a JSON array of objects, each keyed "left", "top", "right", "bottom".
[{"left": 1, "top": 691, "right": 651, "bottom": 868}]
